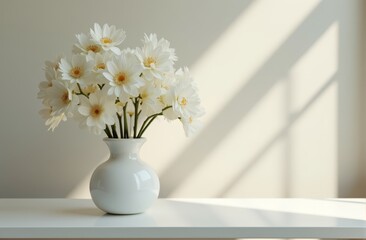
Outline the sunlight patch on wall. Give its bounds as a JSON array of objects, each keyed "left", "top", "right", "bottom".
[
  {"left": 291, "top": 82, "right": 337, "bottom": 197},
  {"left": 165, "top": 2, "right": 339, "bottom": 197},
  {"left": 143, "top": 0, "right": 322, "bottom": 177},
  {"left": 170, "top": 81, "right": 287, "bottom": 197},
  {"left": 191, "top": 0, "right": 321, "bottom": 122},
  {"left": 290, "top": 22, "right": 339, "bottom": 112},
  {"left": 289, "top": 22, "right": 339, "bottom": 197}
]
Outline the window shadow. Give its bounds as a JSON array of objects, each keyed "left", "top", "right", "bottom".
[
  {"left": 218, "top": 75, "right": 337, "bottom": 197},
  {"left": 159, "top": 0, "right": 338, "bottom": 197}
]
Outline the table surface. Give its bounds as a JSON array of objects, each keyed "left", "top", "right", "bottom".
[{"left": 0, "top": 198, "right": 365, "bottom": 238}]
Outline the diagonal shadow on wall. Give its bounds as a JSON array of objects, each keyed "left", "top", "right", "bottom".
[
  {"left": 218, "top": 74, "right": 337, "bottom": 197},
  {"left": 159, "top": 0, "right": 338, "bottom": 197}
]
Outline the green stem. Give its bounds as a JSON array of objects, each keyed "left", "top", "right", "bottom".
[
  {"left": 130, "top": 115, "right": 133, "bottom": 137},
  {"left": 133, "top": 98, "right": 139, "bottom": 138},
  {"left": 138, "top": 114, "right": 161, "bottom": 137},
  {"left": 111, "top": 124, "right": 118, "bottom": 138},
  {"left": 117, "top": 113, "right": 123, "bottom": 139},
  {"left": 137, "top": 106, "right": 172, "bottom": 137},
  {"left": 123, "top": 105, "right": 129, "bottom": 138},
  {"left": 77, "top": 83, "right": 88, "bottom": 98},
  {"left": 104, "top": 125, "right": 113, "bottom": 138}
]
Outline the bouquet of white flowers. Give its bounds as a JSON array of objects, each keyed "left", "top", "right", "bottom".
[{"left": 38, "top": 23, "right": 204, "bottom": 138}]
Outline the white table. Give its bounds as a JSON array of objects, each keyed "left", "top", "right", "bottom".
[{"left": 0, "top": 198, "right": 365, "bottom": 238}]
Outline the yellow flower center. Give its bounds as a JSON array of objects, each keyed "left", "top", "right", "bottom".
[
  {"left": 180, "top": 97, "right": 187, "bottom": 106},
  {"left": 141, "top": 91, "right": 148, "bottom": 100},
  {"left": 83, "top": 85, "right": 97, "bottom": 94},
  {"left": 100, "top": 37, "right": 112, "bottom": 44},
  {"left": 116, "top": 102, "right": 124, "bottom": 107},
  {"left": 115, "top": 72, "right": 126, "bottom": 85},
  {"left": 54, "top": 63, "right": 60, "bottom": 71},
  {"left": 127, "top": 110, "right": 134, "bottom": 117},
  {"left": 86, "top": 44, "right": 101, "bottom": 53},
  {"left": 61, "top": 91, "right": 70, "bottom": 104},
  {"left": 158, "top": 96, "right": 165, "bottom": 105},
  {"left": 96, "top": 63, "right": 105, "bottom": 70},
  {"left": 90, "top": 105, "right": 103, "bottom": 118},
  {"left": 144, "top": 56, "right": 156, "bottom": 68},
  {"left": 70, "top": 67, "right": 83, "bottom": 78}
]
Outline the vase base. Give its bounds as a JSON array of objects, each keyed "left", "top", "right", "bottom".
[{"left": 105, "top": 211, "right": 144, "bottom": 215}]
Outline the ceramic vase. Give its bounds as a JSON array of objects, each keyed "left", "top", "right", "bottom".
[{"left": 90, "top": 138, "right": 159, "bottom": 214}]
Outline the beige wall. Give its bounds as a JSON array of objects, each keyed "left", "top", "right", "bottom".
[{"left": 0, "top": 0, "right": 365, "bottom": 198}]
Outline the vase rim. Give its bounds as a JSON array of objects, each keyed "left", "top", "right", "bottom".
[{"left": 103, "top": 137, "right": 146, "bottom": 142}]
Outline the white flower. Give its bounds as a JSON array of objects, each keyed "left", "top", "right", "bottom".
[
  {"left": 47, "top": 114, "right": 67, "bottom": 131},
  {"left": 103, "top": 52, "right": 144, "bottom": 102},
  {"left": 39, "top": 105, "right": 67, "bottom": 131},
  {"left": 162, "top": 105, "right": 179, "bottom": 120},
  {"left": 86, "top": 52, "right": 112, "bottom": 73},
  {"left": 39, "top": 58, "right": 66, "bottom": 105},
  {"left": 136, "top": 33, "right": 175, "bottom": 80},
  {"left": 80, "top": 84, "right": 98, "bottom": 96},
  {"left": 90, "top": 23, "right": 126, "bottom": 55},
  {"left": 139, "top": 82, "right": 162, "bottom": 116},
  {"left": 175, "top": 67, "right": 196, "bottom": 85},
  {"left": 142, "top": 33, "right": 177, "bottom": 62},
  {"left": 39, "top": 106, "right": 53, "bottom": 120},
  {"left": 78, "top": 90, "right": 117, "bottom": 135},
  {"left": 86, "top": 52, "right": 112, "bottom": 84},
  {"left": 37, "top": 80, "right": 53, "bottom": 105},
  {"left": 125, "top": 100, "right": 137, "bottom": 136},
  {"left": 59, "top": 54, "right": 94, "bottom": 86},
  {"left": 168, "top": 69, "right": 201, "bottom": 118},
  {"left": 44, "top": 56, "right": 63, "bottom": 80},
  {"left": 47, "top": 80, "right": 79, "bottom": 117},
  {"left": 46, "top": 113, "right": 67, "bottom": 131},
  {"left": 74, "top": 33, "right": 102, "bottom": 54},
  {"left": 38, "top": 23, "right": 204, "bottom": 138},
  {"left": 115, "top": 101, "right": 124, "bottom": 115},
  {"left": 180, "top": 114, "right": 203, "bottom": 137},
  {"left": 171, "top": 84, "right": 200, "bottom": 117}
]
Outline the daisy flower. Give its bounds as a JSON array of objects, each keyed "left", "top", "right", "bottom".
[
  {"left": 180, "top": 114, "right": 204, "bottom": 137},
  {"left": 139, "top": 82, "right": 162, "bottom": 116},
  {"left": 103, "top": 52, "right": 144, "bottom": 102},
  {"left": 59, "top": 54, "right": 94, "bottom": 86},
  {"left": 136, "top": 34, "right": 175, "bottom": 80},
  {"left": 47, "top": 80, "right": 79, "bottom": 117},
  {"left": 90, "top": 23, "right": 126, "bottom": 55},
  {"left": 82, "top": 84, "right": 99, "bottom": 95},
  {"left": 78, "top": 90, "right": 117, "bottom": 135},
  {"left": 171, "top": 82, "right": 201, "bottom": 117},
  {"left": 167, "top": 68, "right": 202, "bottom": 118},
  {"left": 39, "top": 57, "right": 66, "bottom": 105},
  {"left": 159, "top": 38, "right": 178, "bottom": 62},
  {"left": 39, "top": 106, "right": 53, "bottom": 120},
  {"left": 86, "top": 52, "right": 113, "bottom": 84},
  {"left": 44, "top": 56, "right": 63, "bottom": 80},
  {"left": 39, "top": 105, "right": 67, "bottom": 131},
  {"left": 175, "top": 67, "right": 196, "bottom": 85},
  {"left": 46, "top": 114, "right": 66, "bottom": 131},
  {"left": 142, "top": 33, "right": 177, "bottom": 62},
  {"left": 74, "top": 33, "right": 102, "bottom": 54},
  {"left": 46, "top": 113, "right": 67, "bottom": 131},
  {"left": 37, "top": 80, "right": 53, "bottom": 105}
]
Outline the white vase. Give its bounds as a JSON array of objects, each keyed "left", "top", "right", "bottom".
[{"left": 90, "top": 138, "right": 160, "bottom": 214}]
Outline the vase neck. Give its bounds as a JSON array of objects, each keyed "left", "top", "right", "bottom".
[{"left": 104, "top": 138, "right": 146, "bottom": 160}]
